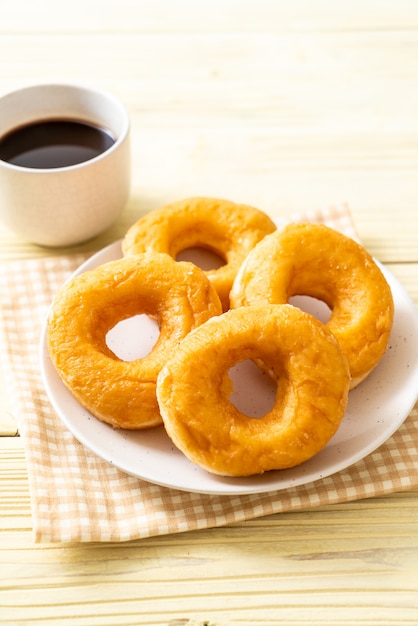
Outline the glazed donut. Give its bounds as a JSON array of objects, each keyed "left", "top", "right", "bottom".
[
  {"left": 230, "top": 223, "right": 394, "bottom": 388},
  {"left": 47, "top": 252, "right": 222, "bottom": 430},
  {"left": 121, "top": 197, "right": 276, "bottom": 311},
  {"left": 156, "top": 304, "right": 350, "bottom": 477}
]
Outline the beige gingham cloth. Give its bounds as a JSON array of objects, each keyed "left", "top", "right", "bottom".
[{"left": 0, "top": 204, "right": 417, "bottom": 543}]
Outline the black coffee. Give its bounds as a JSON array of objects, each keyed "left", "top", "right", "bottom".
[{"left": 0, "top": 119, "right": 116, "bottom": 169}]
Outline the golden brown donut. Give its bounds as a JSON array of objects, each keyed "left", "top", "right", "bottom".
[
  {"left": 121, "top": 197, "right": 276, "bottom": 311},
  {"left": 230, "top": 223, "right": 394, "bottom": 388},
  {"left": 47, "top": 252, "right": 222, "bottom": 430},
  {"left": 156, "top": 304, "right": 350, "bottom": 477}
]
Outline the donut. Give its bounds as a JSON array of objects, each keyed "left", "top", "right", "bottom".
[
  {"left": 47, "top": 252, "right": 222, "bottom": 430},
  {"left": 121, "top": 197, "right": 276, "bottom": 311},
  {"left": 156, "top": 304, "right": 350, "bottom": 477},
  {"left": 230, "top": 223, "right": 394, "bottom": 388}
]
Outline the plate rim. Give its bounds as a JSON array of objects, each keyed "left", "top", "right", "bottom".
[{"left": 39, "top": 240, "right": 418, "bottom": 495}]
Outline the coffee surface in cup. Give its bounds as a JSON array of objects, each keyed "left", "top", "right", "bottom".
[{"left": 0, "top": 119, "right": 116, "bottom": 169}]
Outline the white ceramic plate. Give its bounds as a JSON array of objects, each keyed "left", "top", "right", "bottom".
[{"left": 40, "top": 241, "right": 418, "bottom": 495}]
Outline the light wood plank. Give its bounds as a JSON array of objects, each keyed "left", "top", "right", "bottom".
[
  {"left": 2, "top": 30, "right": 418, "bottom": 118},
  {"left": 2, "top": 0, "right": 418, "bottom": 34},
  {"left": 0, "top": 130, "right": 417, "bottom": 263},
  {"left": 1, "top": 2, "right": 418, "bottom": 624},
  {"left": 1, "top": 26, "right": 416, "bottom": 262},
  {"left": 1, "top": 439, "right": 418, "bottom": 625}
]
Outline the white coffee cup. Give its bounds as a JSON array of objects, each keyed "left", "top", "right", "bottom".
[{"left": 0, "top": 83, "right": 130, "bottom": 247}]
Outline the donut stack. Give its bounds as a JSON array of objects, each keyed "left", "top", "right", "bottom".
[{"left": 47, "top": 197, "right": 394, "bottom": 477}]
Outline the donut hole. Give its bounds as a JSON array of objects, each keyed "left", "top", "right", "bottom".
[
  {"left": 228, "top": 359, "right": 277, "bottom": 418},
  {"left": 176, "top": 246, "right": 225, "bottom": 270},
  {"left": 289, "top": 295, "right": 332, "bottom": 324},
  {"left": 106, "top": 314, "right": 160, "bottom": 362}
]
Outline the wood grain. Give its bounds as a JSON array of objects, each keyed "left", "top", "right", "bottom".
[
  {"left": 1, "top": 1, "right": 418, "bottom": 624},
  {"left": 1, "top": 442, "right": 418, "bottom": 625}
]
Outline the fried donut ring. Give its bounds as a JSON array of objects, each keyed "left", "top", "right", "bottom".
[
  {"left": 157, "top": 304, "right": 350, "bottom": 477},
  {"left": 122, "top": 197, "right": 276, "bottom": 311},
  {"left": 230, "top": 223, "right": 394, "bottom": 388},
  {"left": 47, "top": 252, "right": 222, "bottom": 430}
]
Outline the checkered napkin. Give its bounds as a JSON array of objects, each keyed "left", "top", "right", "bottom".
[{"left": 1, "top": 203, "right": 417, "bottom": 543}]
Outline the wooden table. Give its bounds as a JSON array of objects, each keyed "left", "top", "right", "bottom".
[{"left": 1, "top": 2, "right": 417, "bottom": 624}]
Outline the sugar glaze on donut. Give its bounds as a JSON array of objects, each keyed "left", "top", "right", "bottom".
[
  {"left": 230, "top": 223, "right": 394, "bottom": 388},
  {"left": 122, "top": 197, "right": 277, "bottom": 311},
  {"left": 156, "top": 304, "right": 350, "bottom": 477},
  {"left": 47, "top": 252, "right": 222, "bottom": 429}
]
